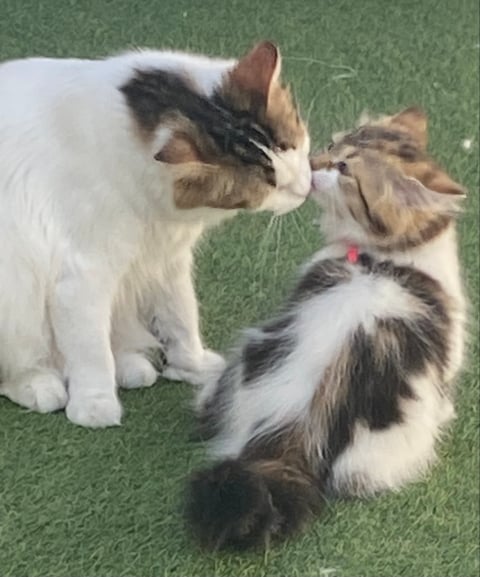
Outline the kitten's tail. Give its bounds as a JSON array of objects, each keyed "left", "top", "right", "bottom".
[{"left": 185, "top": 457, "right": 324, "bottom": 550}]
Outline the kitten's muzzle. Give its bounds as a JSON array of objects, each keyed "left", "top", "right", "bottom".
[{"left": 310, "top": 168, "right": 339, "bottom": 195}]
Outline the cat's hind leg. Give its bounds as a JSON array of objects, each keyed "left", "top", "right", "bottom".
[{"left": 0, "top": 370, "right": 67, "bottom": 413}]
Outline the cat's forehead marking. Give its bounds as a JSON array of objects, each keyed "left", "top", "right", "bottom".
[
  {"left": 120, "top": 68, "right": 275, "bottom": 175},
  {"left": 218, "top": 75, "right": 306, "bottom": 152}
]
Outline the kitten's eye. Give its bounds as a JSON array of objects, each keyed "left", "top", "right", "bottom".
[
  {"left": 336, "top": 161, "right": 349, "bottom": 175},
  {"left": 327, "top": 142, "right": 334, "bottom": 151}
]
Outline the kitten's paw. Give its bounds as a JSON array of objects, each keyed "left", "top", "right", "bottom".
[
  {"left": 116, "top": 353, "right": 159, "bottom": 389},
  {"left": 66, "top": 392, "right": 122, "bottom": 428},
  {"left": 0, "top": 371, "right": 68, "bottom": 413},
  {"left": 163, "top": 349, "right": 226, "bottom": 387}
]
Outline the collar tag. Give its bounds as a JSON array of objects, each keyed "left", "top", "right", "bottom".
[{"left": 346, "top": 245, "right": 359, "bottom": 264}]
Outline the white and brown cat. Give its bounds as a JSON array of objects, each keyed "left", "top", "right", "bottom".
[
  {"left": 0, "top": 41, "right": 311, "bottom": 427},
  {"left": 188, "top": 108, "right": 467, "bottom": 550}
]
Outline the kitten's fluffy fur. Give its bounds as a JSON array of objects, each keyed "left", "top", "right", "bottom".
[
  {"left": 0, "top": 42, "right": 311, "bottom": 427},
  {"left": 187, "top": 108, "right": 467, "bottom": 550}
]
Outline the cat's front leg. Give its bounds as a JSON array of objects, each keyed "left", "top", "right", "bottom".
[
  {"left": 112, "top": 312, "right": 166, "bottom": 390},
  {"left": 150, "top": 256, "right": 226, "bottom": 387},
  {"left": 51, "top": 265, "right": 122, "bottom": 428}
]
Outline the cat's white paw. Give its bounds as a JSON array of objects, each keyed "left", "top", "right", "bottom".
[
  {"left": 0, "top": 371, "right": 68, "bottom": 413},
  {"left": 200, "top": 350, "right": 227, "bottom": 384},
  {"left": 66, "top": 391, "right": 122, "bottom": 428},
  {"left": 163, "top": 349, "right": 226, "bottom": 387},
  {"left": 116, "top": 353, "right": 158, "bottom": 389}
]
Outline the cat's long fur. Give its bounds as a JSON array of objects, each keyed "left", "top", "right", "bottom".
[
  {"left": 0, "top": 42, "right": 311, "bottom": 427},
  {"left": 187, "top": 108, "right": 467, "bottom": 550}
]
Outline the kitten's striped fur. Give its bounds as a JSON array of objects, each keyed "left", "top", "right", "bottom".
[{"left": 187, "top": 108, "right": 466, "bottom": 550}]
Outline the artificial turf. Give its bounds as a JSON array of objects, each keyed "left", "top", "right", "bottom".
[{"left": 0, "top": 0, "right": 478, "bottom": 575}]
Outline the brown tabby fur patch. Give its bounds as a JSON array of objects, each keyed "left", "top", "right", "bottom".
[
  {"left": 121, "top": 42, "right": 306, "bottom": 212},
  {"left": 311, "top": 108, "right": 464, "bottom": 250},
  {"left": 217, "top": 78, "right": 305, "bottom": 152}
]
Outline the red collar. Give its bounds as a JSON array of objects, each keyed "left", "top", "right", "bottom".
[{"left": 346, "top": 244, "right": 360, "bottom": 264}]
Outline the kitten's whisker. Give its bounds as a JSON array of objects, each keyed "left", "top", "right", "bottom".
[
  {"left": 284, "top": 55, "right": 357, "bottom": 75},
  {"left": 257, "top": 216, "right": 278, "bottom": 286},
  {"left": 325, "top": 195, "right": 338, "bottom": 236}
]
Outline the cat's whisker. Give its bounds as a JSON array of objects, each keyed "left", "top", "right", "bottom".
[
  {"left": 290, "top": 210, "right": 313, "bottom": 250},
  {"left": 257, "top": 215, "right": 278, "bottom": 287},
  {"left": 273, "top": 216, "right": 283, "bottom": 283},
  {"left": 259, "top": 214, "right": 276, "bottom": 250},
  {"left": 305, "top": 93, "right": 320, "bottom": 127}
]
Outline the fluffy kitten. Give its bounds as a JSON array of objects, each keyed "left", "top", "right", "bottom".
[
  {"left": 0, "top": 41, "right": 311, "bottom": 427},
  {"left": 187, "top": 107, "right": 467, "bottom": 550}
]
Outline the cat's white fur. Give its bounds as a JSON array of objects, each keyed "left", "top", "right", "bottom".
[
  {"left": 0, "top": 50, "right": 311, "bottom": 427},
  {"left": 205, "top": 167, "right": 465, "bottom": 493}
]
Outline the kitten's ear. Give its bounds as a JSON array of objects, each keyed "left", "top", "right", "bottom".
[
  {"left": 154, "top": 133, "right": 203, "bottom": 164},
  {"left": 230, "top": 41, "right": 281, "bottom": 105},
  {"left": 390, "top": 168, "right": 466, "bottom": 212},
  {"left": 427, "top": 170, "right": 466, "bottom": 197},
  {"left": 390, "top": 106, "right": 428, "bottom": 149}
]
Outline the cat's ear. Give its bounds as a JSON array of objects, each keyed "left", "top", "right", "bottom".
[
  {"left": 390, "top": 106, "right": 428, "bottom": 149},
  {"left": 154, "top": 133, "right": 204, "bottom": 164},
  {"left": 390, "top": 168, "right": 466, "bottom": 212},
  {"left": 230, "top": 41, "right": 281, "bottom": 106}
]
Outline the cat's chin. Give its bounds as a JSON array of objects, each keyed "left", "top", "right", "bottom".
[{"left": 259, "top": 190, "right": 308, "bottom": 216}]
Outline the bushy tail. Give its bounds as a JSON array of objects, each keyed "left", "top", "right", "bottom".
[{"left": 186, "top": 458, "right": 323, "bottom": 550}]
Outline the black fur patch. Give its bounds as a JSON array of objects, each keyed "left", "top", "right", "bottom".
[
  {"left": 193, "top": 363, "right": 237, "bottom": 441},
  {"left": 324, "top": 325, "right": 415, "bottom": 465},
  {"left": 324, "top": 260, "right": 450, "bottom": 466},
  {"left": 243, "top": 333, "right": 295, "bottom": 385},
  {"left": 186, "top": 460, "right": 278, "bottom": 550},
  {"left": 121, "top": 69, "right": 275, "bottom": 176},
  {"left": 262, "top": 314, "right": 294, "bottom": 334},
  {"left": 266, "top": 472, "right": 321, "bottom": 537},
  {"left": 185, "top": 458, "right": 322, "bottom": 551},
  {"left": 379, "top": 316, "right": 449, "bottom": 375},
  {"left": 291, "top": 258, "right": 351, "bottom": 302}
]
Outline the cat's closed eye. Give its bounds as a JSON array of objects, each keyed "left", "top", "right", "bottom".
[{"left": 274, "top": 142, "right": 290, "bottom": 153}]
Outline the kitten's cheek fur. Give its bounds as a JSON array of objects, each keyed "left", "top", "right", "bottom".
[
  {"left": 310, "top": 169, "right": 340, "bottom": 205},
  {"left": 312, "top": 168, "right": 339, "bottom": 193}
]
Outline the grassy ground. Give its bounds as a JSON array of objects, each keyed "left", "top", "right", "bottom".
[{"left": 0, "top": 0, "right": 478, "bottom": 575}]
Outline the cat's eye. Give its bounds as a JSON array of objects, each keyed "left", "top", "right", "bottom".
[
  {"left": 327, "top": 142, "right": 334, "bottom": 151},
  {"left": 336, "top": 161, "right": 349, "bottom": 175},
  {"left": 274, "top": 142, "right": 289, "bottom": 153}
]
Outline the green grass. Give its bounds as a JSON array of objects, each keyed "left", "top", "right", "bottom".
[{"left": 0, "top": 0, "right": 478, "bottom": 575}]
